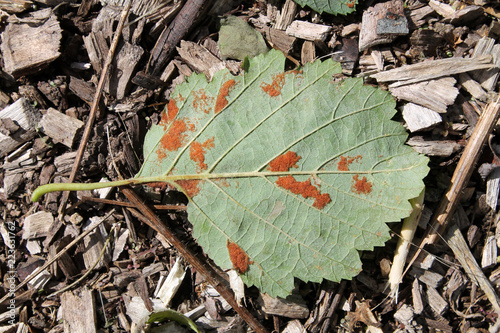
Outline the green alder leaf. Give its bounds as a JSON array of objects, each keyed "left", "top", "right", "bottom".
[
  {"left": 136, "top": 49, "right": 429, "bottom": 298},
  {"left": 293, "top": 0, "right": 357, "bottom": 15}
]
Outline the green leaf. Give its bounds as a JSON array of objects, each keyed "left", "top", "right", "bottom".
[
  {"left": 293, "top": 0, "right": 357, "bottom": 15},
  {"left": 218, "top": 16, "right": 269, "bottom": 61},
  {"left": 136, "top": 49, "right": 429, "bottom": 298}
]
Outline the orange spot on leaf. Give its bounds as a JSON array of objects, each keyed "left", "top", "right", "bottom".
[
  {"left": 192, "top": 89, "right": 213, "bottom": 114},
  {"left": 337, "top": 155, "right": 362, "bottom": 171},
  {"left": 351, "top": 175, "right": 372, "bottom": 194},
  {"left": 160, "top": 119, "right": 188, "bottom": 152},
  {"left": 261, "top": 72, "right": 285, "bottom": 97},
  {"left": 215, "top": 79, "right": 236, "bottom": 114},
  {"left": 227, "top": 240, "right": 252, "bottom": 274},
  {"left": 176, "top": 179, "right": 201, "bottom": 197},
  {"left": 269, "top": 151, "right": 301, "bottom": 172},
  {"left": 189, "top": 137, "right": 215, "bottom": 172},
  {"left": 160, "top": 98, "right": 179, "bottom": 126},
  {"left": 276, "top": 175, "right": 331, "bottom": 209}
]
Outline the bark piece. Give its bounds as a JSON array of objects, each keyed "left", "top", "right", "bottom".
[
  {"left": 83, "top": 6, "right": 144, "bottom": 99},
  {"left": 22, "top": 211, "right": 54, "bottom": 240},
  {"left": 403, "top": 103, "right": 442, "bottom": 132},
  {"left": 359, "top": 0, "right": 407, "bottom": 51},
  {"left": 61, "top": 287, "right": 97, "bottom": 333},
  {"left": 487, "top": 167, "right": 500, "bottom": 210},
  {"left": 301, "top": 41, "right": 316, "bottom": 64},
  {"left": 252, "top": 22, "right": 297, "bottom": 54},
  {"left": 0, "top": 98, "right": 41, "bottom": 156},
  {"left": 408, "top": 5, "right": 435, "bottom": 28},
  {"left": 412, "top": 279, "right": 424, "bottom": 314},
  {"left": 410, "top": 267, "right": 444, "bottom": 288},
  {"left": 331, "top": 38, "right": 359, "bottom": 76},
  {"left": 275, "top": 0, "right": 297, "bottom": 30},
  {"left": 481, "top": 235, "right": 498, "bottom": 269},
  {"left": 282, "top": 319, "right": 305, "bottom": 333},
  {"left": 0, "top": 0, "right": 33, "bottom": 13},
  {"left": 82, "top": 218, "right": 111, "bottom": 270},
  {"left": 0, "top": 8, "right": 62, "bottom": 77},
  {"left": 471, "top": 37, "right": 500, "bottom": 91},
  {"left": 458, "top": 72, "right": 489, "bottom": 102},
  {"left": 286, "top": 20, "right": 332, "bottom": 41},
  {"left": 50, "top": 236, "right": 79, "bottom": 279},
  {"left": 389, "top": 77, "right": 459, "bottom": 113},
  {"left": 258, "top": 293, "right": 309, "bottom": 319},
  {"left": 39, "top": 108, "right": 84, "bottom": 148},
  {"left": 371, "top": 55, "right": 494, "bottom": 85},
  {"left": 69, "top": 77, "right": 96, "bottom": 104},
  {"left": 176, "top": 41, "right": 225, "bottom": 81},
  {"left": 407, "top": 136, "right": 461, "bottom": 157},
  {"left": 425, "top": 286, "right": 448, "bottom": 316}
]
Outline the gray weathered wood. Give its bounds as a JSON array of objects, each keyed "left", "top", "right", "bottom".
[
  {"left": 359, "top": 0, "right": 407, "bottom": 51},
  {"left": 471, "top": 37, "right": 500, "bottom": 91},
  {"left": 371, "top": 55, "right": 494, "bottom": 84},
  {"left": 407, "top": 136, "right": 461, "bottom": 157},
  {"left": 402, "top": 103, "right": 442, "bottom": 132},
  {"left": 61, "top": 287, "right": 97, "bottom": 333},
  {"left": 426, "top": 286, "right": 448, "bottom": 316},
  {"left": 177, "top": 40, "right": 225, "bottom": 81},
  {"left": 0, "top": 98, "right": 41, "bottom": 156},
  {"left": 39, "top": 108, "right": 84, "bottom": 148},
  {"left": 22, "top": 211, "right": 54, "bottom": 240},
  {"left": 286, "top": 21, "right": 331, "bottom": 41},
  {"left": 0, "top": 8, "right": 62, "bottom": 77},
  {"left": 481, "top": 235, "right": 498, "bottom": 269},
  {"left": 458, "top": 72, "right": 489, "bottom": 102},
  {"left": 258, "top": 293, "right": 309, "bottom": 319},
  {"left": 389, "top": 78, "right": 459, "bottom": 113},
  {"left": 275, "top": 0, "right": 297, "bottom": 30},
  {"left": 82, "top": 217, "right": 111, "bottom": 270}
]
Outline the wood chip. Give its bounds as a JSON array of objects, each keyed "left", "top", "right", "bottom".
[
  {"left": 61, "top": 287, "right": 97, "bottom": 333},
  {"left": 471, "top": 36, "right": 500, "bottom": 91},
  {"left": 481, "top": 235, "right": 498, "bottom": 269},
  {"left": 486, "top": 167, "right": 500, "bottom": 210},
  {"left": 82, "top": 218, "right": 111, "bottom": 270},
  {"left": 0, "top": 8, "right": 62, "bottom": 77},
  {"left": 176, "top": 40, "right": 225, "bottom": 81},
  {"left": 412, "top": 279, "right": 424, "bottom": 314},
  {"left": 39, "top": 108, "right": 84, "bottom": 148},
  {"left": 286, "top": 20, "right": 332, "bottom": 41},
  {"left": 258, "top": 293, "right": 309, "bottom": 319},
  {"left": 410, "top": 267, "right": 444, "bottom": 288},
  {"left": 402, "top": 103, "right": 442, "bottom": 132},
  {"left": 359, "top": 0, "right": 407, "bottom": 51},
  {"left": 426, "top": 286, "right": 448, "bottom": 316},
  {"left": 22, "top": 211, "right": 54, "bottom": 240},
  {"left": 458, "top": 72, "right": 489, "bottom": 102},
  {"left": 275, "top": 0, "right": 297, "bottom": 30},
  {"left": 389, "top": 78, "right": 459, "bottom": 113},
  {"left": 407, "top": 136, "right": 462, "bottom": 157},
  {"left": 0, "top": 98, "right": 41, "bottom": 157}
]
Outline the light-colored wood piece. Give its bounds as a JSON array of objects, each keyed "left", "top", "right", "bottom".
[
  {"left": 486, "top": 167, "right": 500, "bottom": 210},
  {"left": 282, "top": 319, "right": 306, "bottom": 333},
  {"left": 275, "top": 0, "right": 297, "bottom": 30},
  {"left": 481, "top": 235, "right": 498, "bottom": 269},
  {"left": 82, "top": 218, "right": 111, "bottom": 270},
  {"left": 471, "top": 37, "right": 500, "bottom": 91},
  {"left": 426, "top": 286, "right": 448, "bottom": 316},
  {"left": 412, "top": 279, "right": 424, "bottom": 314},
  {"left": 406, "top": 136, "right": 461, "bottom": 157},
  {"left": 0, "top": 98, "right": 40, "bottom": 157},
  {"left": 39, "top": 108, "right": 84, "bottom": 148},
  {"left": 154, "top": 257, "right": 185, "bottom": 307},
  {"left": 389, "top": 77, "right": 459, "bottom": 113},
  {"left": 408, "top": 5, "right": 435, "bottom": 28},
  {"left": 459, "top": 72, "right": 489, "bottom": 101},
  {"left": 410, "top": 267, "right": 444, "bottom": 288},
  {"left": 428, "top": 0, "right": 455, "bottom": 17},
  {"left": 358, "top": 0, "right": 407, "bottom": 51},
  {"left": 402, "top": 103, "right": 442, "bottom": 132},
  {"left": 301, "top": 41, "right": 316, "bottom": 64},
  {"left": 0, "top": 0, "right": 33, "bottom": 13},
  {"left": 258, "top": 293, "right": 309, "bottom": 319},
  {"left": 371, "top": 55, "right": 494, "bottom": 84},
  {"left": 286, "top": 20, "right": 331, "bottom": 41},
  {"left": 22, "top": 211, "right": 54, "bottom": 240},
  {"left": 61, "top": 287, "right": 97, "bottom": 333},
  {"left": 341, "top": 23, "right": 359, "bottom": 37},
  {"left": 0, "top": 8, "right": 61, "bottom": 77},
  {"left": 176, "top": 40, "right": 225, "bottom": 81}
]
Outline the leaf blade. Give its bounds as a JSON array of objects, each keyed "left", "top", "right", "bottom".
[{"left": 138, "top": 49, "right": 429, "bottom": 297}]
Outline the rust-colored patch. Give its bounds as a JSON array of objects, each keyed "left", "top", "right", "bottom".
[
  {"left": 189, "top": 137, "right": 215, "bottom": 171},
  {"left": 215, "top": 79, "right": 236, "bottom": 114},
  {"left": 156, "top": 148, "right": 167, "bottom": 161},
  {"left": 227, "top": 240, "right": 252, "bottom": 274},
  {"left": 144, "top": 182, "right": 168, "bottom": 191},
  {"left": 351, "top": 175, "right": 372, "bottom": 194},
  {"left": 347, "top": 0, "right": 355, "bottom": 8},
  {"left": 192, "top": 89, "right": 214, "bottom": 114},
  {"left": 268, "top": 151, "right": 301, "bottom": 172},
  {"left": 160, "top": 98, "right": 179, "bottom": 125},
  {"left": 261, "top": 72, "right": 285, "bottom": 97},
  {"left": 176, "top": 179, "right": 201, "bottom": 197},
  {"left": 337, "top": 155, "right": 362, "bottom": 171},
  {"left": 276, "top": 175, "right": 331, "bottom": 209},
  {"left": 160, "top": 119, "right": 188, "bottom": 152}
]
